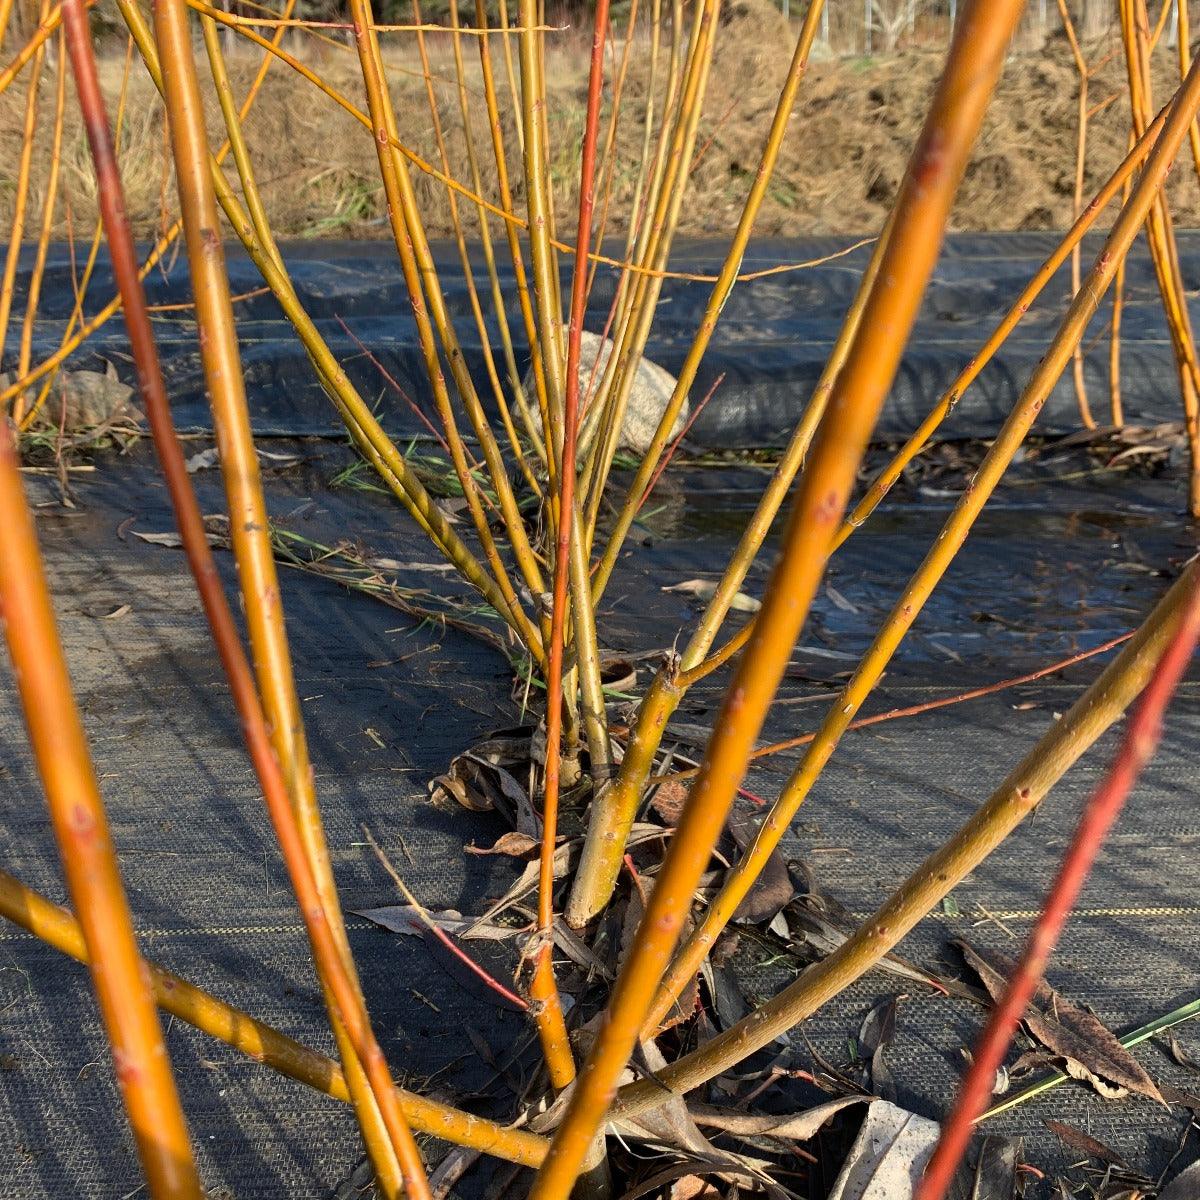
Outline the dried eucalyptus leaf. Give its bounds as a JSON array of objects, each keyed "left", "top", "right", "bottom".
[
  {"left": 464, "top": 831, "right": 541, "bottom": 858},
  {"left": 689, "top": 1095, "right": 867, "bottom": 1144},
  {"left": 956, "top": 940, "right": 1162, "bottom": 1104}
]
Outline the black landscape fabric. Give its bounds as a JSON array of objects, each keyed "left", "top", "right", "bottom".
[
  {"left": 1, "top": 440, "right": 1198, "bottom": 1197},
  {"left": 6, "top": 230, "right": 1199, "bottom": 444}
]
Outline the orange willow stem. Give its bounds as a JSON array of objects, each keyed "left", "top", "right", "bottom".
[
  {"left": 0, "top": 135, "right": 202, "bottom": 1200},
  {"left": 660, "top": 631, "right": 1136, "bottom": 787},
  {"left": 530, "top": 0, "right": 611, "bottom": 1092},
  {"left": 197, "top": 19, "right": 414, "bottom": 1195},
  {"left": 566, "top": 0, "right": 827, "bottom": 926},
  {"left": 918, "top": 577, "right": 1200, "bottom": 1200},
  {"left": 684, "top": 100, "right": 1168, "bottom": 688},
  {"left": 65, "top": 4, "right": 410, "bottom": 1193},
  {"left": 0, "top": 461, "right": 203, "bottom": 1200},
  {"left": 150, "top": 0, "right": 431, "bottom": 1193},
  {"left": 530, "top": 7, "right": 1024, "bottom": 1195},
  {"left": 0, "top": 869, "right": 550, "bottom": 1168},
  {"left": 646, "top": 50, "right": 1200, "bottom": 1034},
  {"left": 615, "top": 559, "right": 1200, "bottom": 1116}
]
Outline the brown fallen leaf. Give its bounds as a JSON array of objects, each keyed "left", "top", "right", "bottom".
[
  {"left": 1044, "top": 1119, "right": 1127, "bottom": 1169},
  {"left": 688, "top": 1095, "right": 867, "bottom": 1145},
  {"left": 429, "top": 752, "right": 537, "bottom": 833},
  {"left": 1168, "top": 1035, "right": 1200, "bottom": 1072},
  {"left": 727, "top": 814, "right": 794, "bottom": 924},
  {"left": 956, "top": 940, "right": 1163, "bottom": 1105},
  {"left": 464, "top": 831, "right": 541, "bottom": 859},
  {"left": 651, "top": 777, "right": 690, "bottom": 824},
  {"left": 857, "top": 995, "right": 904, "bottom": 1103},
  {"left": 669, "top": 1177, "right": 720, "bottom": 1200}
]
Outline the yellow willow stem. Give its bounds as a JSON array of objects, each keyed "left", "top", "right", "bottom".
[
  {"left": 589, "top": 0, "right": 825, "bottom": 604},
  {"left": 824, "top": 105, "right": 1167, "bottom": 557},
  {"left": 685, "top": 99, "right": 1169, "bottom": 690},
  {"left": 154, "top": 1, "right": 864, "bottom": 286},
  {"left": 1122, "top": 0, "right": 1200, "bottom": 515},
  {"left": 0, "top": 6, "right": 47, "bottom": 373},
  {"left": 123, "top": 0, "right": 538, "bottom": 661},
  {"left": 0, "top": 2, "right": 66, "bottom": 100},
  {"left": 0, "top": 380, "right": 202, "bottom": 1198},
  {"left": 12, "top": 25, "right": 65, "bottom": 424},
  {"left": 151, "top": 0, "right": 430, "bottom": 1192},
  {"left": 567, "top": 0, "right": 830, "bottom": 926},
  {"left": 517, "top": 0, "right": 565, "bottom": 436},
  {"left": 444, "top": 0, "right": 543, "bottom": 497},
  {"left": 645, "top": 45, "right": 1200, "bottom": 1036},
  {"left": 119, "top": 0, "right": 533, "bottom": 656},
  {"left": 617, "top": 560, "right": 1200, "bottom": 1112},
  {"left": 575, "top": 0, "right": 673, "bottom": 427},
  {"left": 20, "top": 33, "right": 135, "bottom": 434},
  {"left": 197, "top": 20, "right": 409, "bottom": 1196},
  {"left": 532, "top": 0, "right": 613, "bottom": 1084},
  {"left": 475, "top": 0, "right": 553, "bottom": 478},
  {"left": 530, "top": 7, "right": 1025, "bottom": 1195},
  {"left": 582, "top": 0, "right": 641, "bottom": 306},
  {"left": 348, "top": 0, "right": 549, "bottom": 621},
  {"left": 7, "top": 0, "right": 292, "bottom": 420},
  {"left": 579, "top": 0, "right": 718, "bottom": 534},
  {"left": 497, "top": 0, "right": 523, "bottom": 153},
  {"left": 0, "top": 869, "right": 549, "bottom": 1166},
  {"left": 564, "top": 213, "right": 895, "bottom": 930},
  {"left": 1178, "top": 0, "right": 1200, "bottom": 183},
  {"left": 579, "top": 0, "right": 719, "bottom": 489},
  {"left": 1111, "top": 128, "right": 1136, "bottom": 430},
  {"left": 1055, "top": 0, "right": 1095, "bottom": 429}
]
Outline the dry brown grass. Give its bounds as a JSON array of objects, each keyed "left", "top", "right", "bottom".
[{"left": 2, "top": 0, "right": 1198, "bottom": 241}]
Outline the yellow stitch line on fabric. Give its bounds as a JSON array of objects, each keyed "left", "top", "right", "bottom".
[{"left": 4, "top": 911, "right": 1199, "bottom": 945}]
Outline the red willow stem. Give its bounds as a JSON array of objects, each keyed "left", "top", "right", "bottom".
[
  {"left": 917, "top": 576, "right": 1200, "bottom": 1200},
  {"left": 530, "top": 0, "right": 611, "bottom": 1088},
  {"left": 662, "top": 634, "right": 1137, "bottom": 787},
  {"left": 61, "top": 4, "right": 432, "bottom": 1194},
  {"left": 638, "top": 370, "right": 725, "bottom": 509}
]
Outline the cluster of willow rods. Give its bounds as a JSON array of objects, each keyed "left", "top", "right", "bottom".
[{"left": 1, "top": 0, "right": 1198, "bottom": 1194}]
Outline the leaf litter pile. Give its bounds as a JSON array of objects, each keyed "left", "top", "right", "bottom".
[{"left": 340, "top": 718, "right": 1200, "bottom": 1200}]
